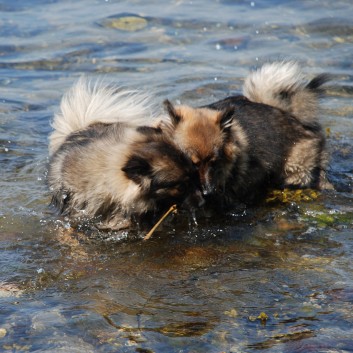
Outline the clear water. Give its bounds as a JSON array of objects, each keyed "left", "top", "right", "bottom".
[{"left": 1, "top": 0, "right": 353, "bottom": 352}]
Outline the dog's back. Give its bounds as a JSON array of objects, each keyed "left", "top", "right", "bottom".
[
  {"left": 242, "top": 62, "right": 331, "bottom": 190},
  {"left": 206, "top": 96, "right": 326, "bottom": 199}
]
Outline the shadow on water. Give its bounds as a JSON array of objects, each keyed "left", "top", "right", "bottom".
[{"left": 1, "top": 0, "right": 353, "bottom": 352}]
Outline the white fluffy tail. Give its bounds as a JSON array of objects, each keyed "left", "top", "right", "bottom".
[
  {"left": 49, "top": 77, "right": 162, "bottom": 155},
  {"left": 243, "top": 61, "right": 329, "bottom": 125}
]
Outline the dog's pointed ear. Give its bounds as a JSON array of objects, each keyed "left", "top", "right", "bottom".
[
  {"left": 122, "top": 155, "right": 151, "bottom": 184},
  {"left": 164, "top": 99, "right": 181, "bottom": 126},
  {"left": 218, "top": 107, "right": 234, "bottom": 131}
]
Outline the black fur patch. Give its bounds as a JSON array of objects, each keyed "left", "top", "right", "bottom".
[
  {"left": 136, "top": 126, "right": 162, "bottom": 135},
  {"left": 54, "top": 122, "right": 123, "bottom": 156},
  {"left": 122, "top": 155, "right": 151, "bottom": 183},
  {"left": 66, "top": 122, "right": 112, "bottom": 143},
  {"left": 164, "top": 99, "right": 181, "bottom": 125},
  {"left": 306, "top": 73, "right": 331, "bottom": 91},
  {"left": 158, "top": 141, "right": 186, "bottom": 164},
  {"left": 279, "top": 90, "right": 293, "bottom": 101},
  {"left": 202, "top": 95, "right": 249, "bottom": 111}
]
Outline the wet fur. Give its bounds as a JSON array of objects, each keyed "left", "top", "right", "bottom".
[
  {"left": 163, "top": 62, "right": 332, "bottom": 208},
  {"left": 48, "top": 79, "right": 202, "bottom": 230}
]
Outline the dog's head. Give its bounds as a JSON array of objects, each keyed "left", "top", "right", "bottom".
[
  {"left": 122, "top": 126, "right": 204, "bottom": 214},
  {"left": 163, "top": 100, "right": 239, "bottom": 196}
]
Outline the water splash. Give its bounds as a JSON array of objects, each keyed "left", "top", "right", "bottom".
[{"left": 190, "top": 209, "right": 198, "bottom": 227}]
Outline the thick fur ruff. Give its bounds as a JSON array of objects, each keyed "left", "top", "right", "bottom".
[
  {"left": 48, "top": 79, "right": 203, "bottom": 230},
  {"left": 49, "top": 78, "right": 164, "bottom": 156},
  {"left": 163, "top": 62, "right": 332, "bottom": 208},
  {"left": 243, "top": 61, "right": 330, "bottom": 125}
]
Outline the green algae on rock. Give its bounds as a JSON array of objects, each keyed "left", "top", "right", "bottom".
[{"left": 102, "top": 14, "right": 148, "bottom": 32}]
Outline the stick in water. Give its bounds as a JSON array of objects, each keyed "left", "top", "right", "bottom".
[{"left": 143, "top": 204, "right": 177, "bottom": 241}]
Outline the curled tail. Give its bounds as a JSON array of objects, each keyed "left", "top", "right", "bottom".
[
  {"left": 243, "top": 61, "right": 330, "bottom": 125},
  {"left": 49, "top": 77, "right": 161, "bottom": 155}
]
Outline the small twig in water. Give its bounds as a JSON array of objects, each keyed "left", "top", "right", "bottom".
[{"left": 143, "top": 204, "right": 177, "bottom": 241}]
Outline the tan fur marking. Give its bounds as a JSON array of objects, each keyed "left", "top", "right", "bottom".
[
  {"left": 284, "top": 138, "right": 321, "bottom": 187},
  {"left": 191, "top": 154, "right": 200, "bottom": 165},
  {"left": 173, "top": 106, "right": 224, "bottom": 161}
]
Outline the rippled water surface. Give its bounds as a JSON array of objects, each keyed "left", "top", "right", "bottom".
[{"left": 1, "top": 1, "right": 353, "bottom": 352}]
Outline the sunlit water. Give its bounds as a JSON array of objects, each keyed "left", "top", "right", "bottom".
[{"left": 1, "top": 0, "right": 353, "bottom": 352}]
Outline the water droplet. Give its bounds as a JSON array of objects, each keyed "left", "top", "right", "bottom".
[{"left": 191, "top": 210, "right": 198, "bottom": 226}]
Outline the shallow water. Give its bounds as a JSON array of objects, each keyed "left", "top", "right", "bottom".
[{"left": 1, "top": 0, "right": 353, "bottom": 352}]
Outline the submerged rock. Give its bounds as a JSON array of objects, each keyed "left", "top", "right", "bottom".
[{"left": 101, "top": 14, "right": 148, "bottom": 32}]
